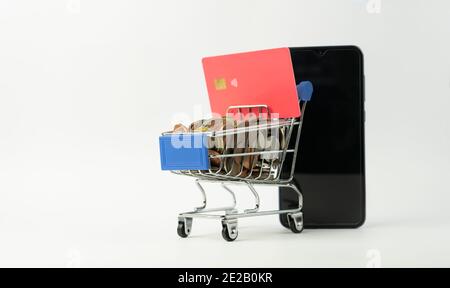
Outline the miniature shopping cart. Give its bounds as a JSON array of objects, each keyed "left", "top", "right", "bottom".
[{"left": 159, "top": 81, "right": 313, "bottom": 241}]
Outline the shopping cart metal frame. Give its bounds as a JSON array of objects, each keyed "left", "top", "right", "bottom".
[{"left": 161, "top": 82, "right": 312, "bottom": 241}]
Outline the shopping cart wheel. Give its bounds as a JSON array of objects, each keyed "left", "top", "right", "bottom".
[
  {"left": 287, "top": 212, "right": 304, "bottom": 233},
  {"left": 177, "top": 217, "right": 192, "bottom": 238},
  {"left": 221, "top": 219, "right": 238, "bottom": 242}
]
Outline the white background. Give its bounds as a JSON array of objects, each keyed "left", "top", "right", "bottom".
[{"left": 0, "top": 0, "right": 449, "bottom": 267}]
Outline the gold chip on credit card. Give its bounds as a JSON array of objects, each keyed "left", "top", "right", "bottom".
[{"left": 214, "top": 78, "right": 227, "bottom": 90}]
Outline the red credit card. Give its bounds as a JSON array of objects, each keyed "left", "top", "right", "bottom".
[{"left": 202, "top": 48, "right": 300, "bottom": 118}]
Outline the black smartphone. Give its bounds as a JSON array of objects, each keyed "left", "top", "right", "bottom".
[{"left": 279, "top": 46, "right": 365, "bottom": 228}]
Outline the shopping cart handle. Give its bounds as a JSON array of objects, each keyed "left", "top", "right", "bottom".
[{"left": 297, "top": 81, "right": 313, "bottom": 101}]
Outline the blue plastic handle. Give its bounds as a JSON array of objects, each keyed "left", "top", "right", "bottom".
[
  {"left": 159, "top": 134, "right": 210, "bottom": 170},
  {"left": 296, "top": 81, "right": 313, "bottom": 101}
]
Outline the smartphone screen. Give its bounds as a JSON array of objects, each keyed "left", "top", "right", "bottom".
[{"left": 279, "top": 46, "right": 365, "bottom": 228}]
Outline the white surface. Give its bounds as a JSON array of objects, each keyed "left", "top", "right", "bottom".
[{"left": 0, "top": 0, "right": 450, "bottom": 267}]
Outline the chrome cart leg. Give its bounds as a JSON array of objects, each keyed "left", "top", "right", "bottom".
[
  {"left": 193, "top": 180, "right": 237, "bottom": 213},
  {"left": 220, "top": 183, "right": 238, "bottom": 213},
  {"left": 194, "top": 179, "right": 207, "bottom": 211},
  {"left": 178, "top": 180, "right": 238, "bottom": 238},
  {"left": 221, "top": 218, "right": 238, "bottom": 242},
  {"left": 285, "top": 182, "right": 303, "bottom": 212},
  {"left": 283, "top": 182, "right": 304, "bottom": 233},
  {"left": 177, "top": 217, "right": 193, "bottom": 238},
  {"left": 244, "top": 182, "right": 260, "bottom": 213}
]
